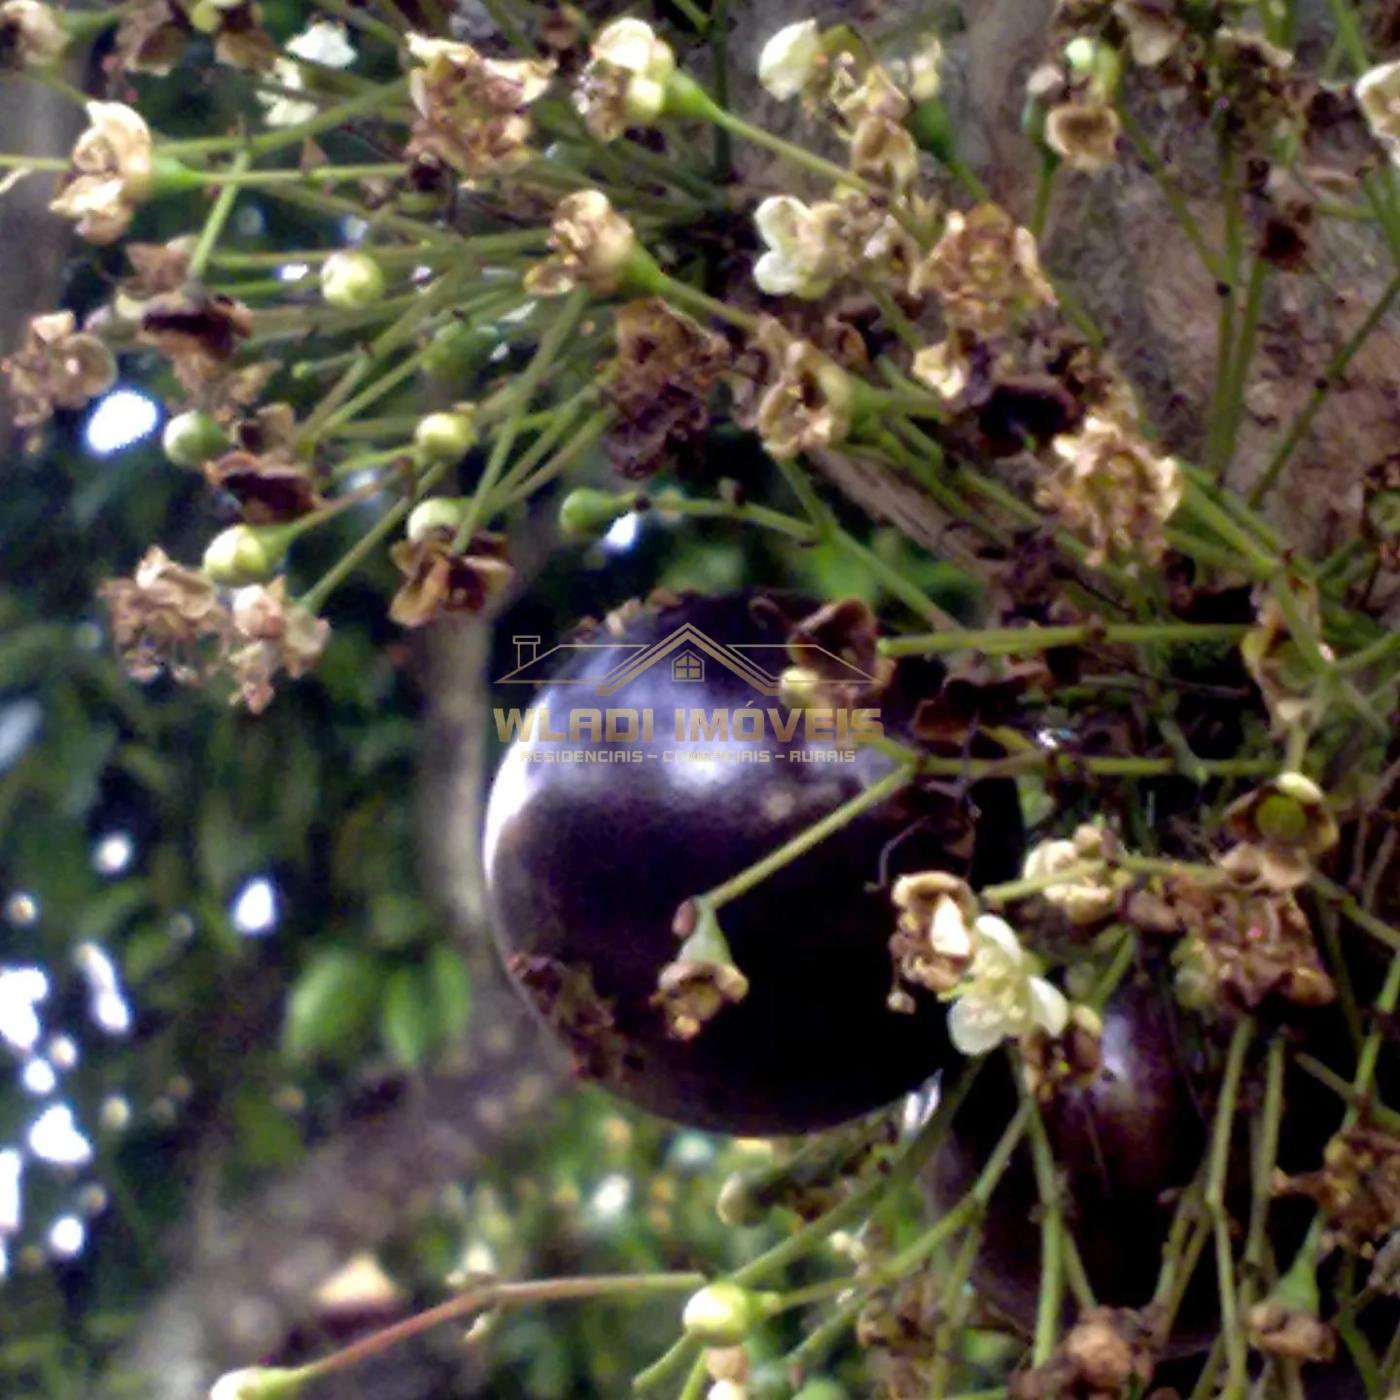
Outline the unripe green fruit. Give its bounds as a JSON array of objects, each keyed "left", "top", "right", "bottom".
[
  {"left": 909, "top": 98, "right": 956, "bottom": 162},
  {"left": 682, "top": 1282, "right": 766, "bottom": 1346},
  {"left": 558, "top": 487, "right": 632, "bottom": 541},
  {"left": 202, "top": 524, "right": 285, "bottom": 586},
  {"left": 1064, "top": 34, "right": 1122, "bottom": 98},
  {"left": 320, "top": 250, "right": 387, "bottom": 310},
  {"left": 413, "top": 410, "right": 477, "bottom": 463},
  {"left": 162, "top": 410, "right": 228, "bottom": 469},
  {"left": 406, "top": 496, "right": 468, "bottom": 543},
  {"left": 422, "top": 321, "right": 496, "bottom": 381}
]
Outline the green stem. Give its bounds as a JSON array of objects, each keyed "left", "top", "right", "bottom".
[
  {"left": 1021, "top": 1084, "right": 1066, "bottom": 1364},
  {"left": 495, "top": 408, "right": 613, "bottom": 508},
  {"left": 186, "top": 151, "right": 251, "bottom": 283},
  {"left": 1217, "top": 257, "right": 1270, "bottom": 470},
  {"left": 1239, "top": 1035, "right": 1286, "bottom": 1319},
  {"left": 452, "top": 287, "right": 590, "bottom": 551},
  {"left": 1208, "top": 1017, "right": 1254, "bottom": 1399},
  {"left": 703, "top": 766, "right": 914, "bottom": 911},
  {"left": 879, "top": 621, "right": 1247, "bottom": 657}
]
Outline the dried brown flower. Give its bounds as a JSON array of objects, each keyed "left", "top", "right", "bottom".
[
  {"left": 508, "top": 952, "right": 638, "bottom": 1082},
  {"left": 753, "top": 330, "right": 855, "bottom": 461},
  {"left": 2, "top": 309, "right": 116, "bottom": 439},
  {"left": 405, "top": 34, "right": 553, "bottom": 177},
  {"left": 910, "top": 204, "right": 1056, "bottom": 337},
  {"left": 525, "top": 190, "right": 640, "bottom": 297},
  {"left": 1240, "top": 581, "right": 1330, "bottom": 734},
  {"left": 850, "top": 114, "right": 920, "bottom": 191},
  {"left": 1170, "top": 877, "right": 1334, "bottom": 1015},
  {"left": 1219, "top": 771, "right": 1338, "bottom": 891},
  {"left": 1039, "top": 414, "right": 1183, "bottom": 569},
  {"left": 608, "top": 297, "right": 729, "bottom": 478},
  {"left": 205, "top": 451, "right": 324, "bottom": 524},
  {"left": 206, "top": 0, "right": 277, "bottom": 72},
  {"left": 98, "top": 546, "right": 232, "bottom": 685},
  {"left": 226, "top": 579, "right": 330, "bottom": 713},
  {"left": 1247, "top": 1300, "right": 1337, "bottom": 1362},
  {"left": 1011, "top": 1307, "right": 1157, "bottom": 1400},
  {"left": 138, "top": 292, "right": 254, "bottom": 391},
  {"left": 1279, "top": 1126, "right": 1400, "bottom": 1253},
  {"left": 115, "top": 238, "right": 194, "bottom": 319},
  {"left": 1213, "top": 27, "right": 1300, "bottom": 146},
  {"left": 389, "top": 530, "right": 512, "bottom": 627},
  {"left": 1045, "top": 100, "right": 1122, "bottom": 171},
  {"left": 889, "top": 871, "right": 979, "bottom": 997},
  {"left": 111, "top": 0, "right": 187, "bottom": 75},
  {"left": 1112, "top": 0, "right": 1183, "bottom": 68},
  {"left": 1021, "top": 1003, "right": 1105, "bottom": 1101},
  {"left": 50, "top": 102, "right": 153, "bottom": 245}
]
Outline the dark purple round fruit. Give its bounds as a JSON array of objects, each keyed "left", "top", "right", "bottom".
[
  {"left": 923, "top": 981, "right": 1212, "bottom": 1343},
  {"left": 483, "top": 590, "right": 1025, "bottom": 1134}
]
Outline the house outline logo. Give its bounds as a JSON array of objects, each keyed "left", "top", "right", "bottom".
[{"left": 497, "top": 623, "right": 878, "bottom": 699}]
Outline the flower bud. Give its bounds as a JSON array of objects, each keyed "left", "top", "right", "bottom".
[
  {"left": 682, "top": 1282, "right": 766, "bottom": 1346},
  {"left": 422, "top": 321, "right": 495, "bottom": 381},
  {"left": 162, "top": 409, "right": 229, "bottom": 469},
  {"left": 202, "top": 524, "right": 287, "bottom": 586},
  {"left": 1064, "top": 35, "right": 1122, "bottom": 99},
  {"left": 758, "top": 20, "right": 821, "bottom": 100},
  {"left": 414, "top": 409, "right": 477, "bottom": 463},
  {"left": 406, "top": 496, "right": 469, "bottom": 542},
  {"left": 209, "top": 1366, "right": 305, "bottom": 1400},
  {"left": 320, "top": 250, "right": 387, "bottom": 310},
  {"left": 558, "top": 488, "right": 631, "bottom": 541},
  {"left": 908, "top": 98, "right": 956, "bottom": 162}
]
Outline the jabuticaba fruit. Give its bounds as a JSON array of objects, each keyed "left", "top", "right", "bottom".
[{"left": 483, "top": 590, "right": 1025, "bottom": 1135}]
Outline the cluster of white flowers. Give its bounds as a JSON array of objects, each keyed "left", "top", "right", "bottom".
[{"left": 256, "top": 21, "right": 356, "bottom": 128}]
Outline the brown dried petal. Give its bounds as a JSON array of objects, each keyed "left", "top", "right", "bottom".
[
  {"left": 206, "top": 451, "right": 323, "bottom": 524},
  {"left": 389, "top": 532, "right": 513, "bottom": 628}
]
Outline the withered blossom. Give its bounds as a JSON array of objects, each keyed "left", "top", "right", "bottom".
[
  {"left": 1, "top": 309, "right": 116, "bottom": 438},
  {"left": 1278, "top": 1126, "right": 1400, "bottom": 1253},
  {"left": 910, "top": 204, "right": 1056, "bottom": 337},
  {"left": 196, "top": 0, "right": 277, "bottom": 73},
  {"left": 608, "top": 297, "right": 729, "bottom": 478},
  {"left": 111, "top": 0, "right": 187, "bottom": 75},
  {"left": 1039, "top": 413, "right": 1183, "bottom": 569},
  {"left": 1213, "top": 27, "right": 1300, "bottom": 146},
  {"left": 50, "top": 102, "right": 154, "bottom": 245},
  {"left": 912, "top": 334, "right": 972, "bottom": 402},
  {"left": 1010, "top": 1308, "right": 1157, "bottom": 1400},
  {"left": 1045, "top": 99, "right": 1122, "bottom": 172},
  {"left": 98, "top": 546, "right": 232, "bottom": 685},
  {"left": 0, "top": 1, "right": 66, "bottom": 70},
  {"left": 137, "top": 292, "right": 254, "bottom": 392},
  {"left": 405, "top": 33, "right": 553, "bottom": 177},
  {"left": 1022, "top": 824, "right": 1124, "bottom": 924},
  {"left": 1240, "top": 582, "right": 1330, "bottom": 734},
  {"left": 1357, "top": 59, "right": 1400, "bottom": 160},
  {"left": 753, "top": 331, "right": 856, "bottom": 460},
  {"left": 115, "top": 238, "right": 194, "bottom": 319},
  {"left": 1020, "top": 1003, "right": 1104, "bottom": 1102},
  {"left": 752, "top": 194, "right": 852, "bottom": 300},
  {"left": 786, "top": 597, "right": 894, "bottom": 695},
  {"left": 1219, "top": 771, "right": 1338, "bottom": 891},
  {"left": 651, "top": 902, "right": 750, "bottom": 1043},
  {"left": 226, "top": 580, "right": 330, "bottom": 714},
  {"left": 889, "top": 870, "right": 980, "bottom": 997},
  {"left": 574, "top": 17, "right": 675, "bottom": 141},
  {"left": 833, "top": 62, "right": 910, "bottom": 127},
  {"left": 205, "top": 451, "right": 324, "bottom": 524},
  {"left": 1170, "top": 877, "right": 1334, "bottom": 1015},
  {"left": 849, "top": 113, "right": 920, "bottom": 191},
  {"left": 389, "top": 530, "right": 512, "bottom": 627},
  {"left": 1247, "top": 1300, "right": 1337, "bottom": 1363},
  {"left": 1111, "top": 0, "right": 1182, "bottom": 68},
  {"left": 524, "top": 189, "right": 641, "bottom": 297}
]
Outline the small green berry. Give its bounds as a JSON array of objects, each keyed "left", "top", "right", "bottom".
[
  {"left": 162, "top": 410, "right": 228, "bottom": 469},
  {"left": 558, "top": 488, "right": 631, "bottom": 541},
  {"left": 682, "top": 1282, "right": 765, "bottom": 1346},
  {"left": 414, "top": 409, "right": 477, "bottom": 464},
  {"left": 422, "top": 321, "right": 496, "bottom": 381},
  {"left": 202, "top": 524, "right": 286, "bottom": 586},
  {"left": 406, "top": 496, "right": 469, "bottom": 543},
  {"left": 320, "top": 250, "right": 387, "bottom": 310}
]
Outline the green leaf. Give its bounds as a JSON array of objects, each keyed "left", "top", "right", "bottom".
[
  {"left": 381, "top": 966, "right": 431, "bottom": 1068},
  {"left": 283, "top": 949, "right": 381, "bottom": 1062},
  {"left": 427, "top": 944, "right": 472, "bottom": 1045}
]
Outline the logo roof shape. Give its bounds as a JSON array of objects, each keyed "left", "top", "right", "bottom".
[{"left": 496, "top": 622, "right": 877, "bottom": 698}]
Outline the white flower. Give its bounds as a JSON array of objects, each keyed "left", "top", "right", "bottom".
[
  {"left": 1112, "top": 0, "right": 1181, "bottom": 68},
  {"left": 752, "top": 195, "right": 845, "bottom": 299},
  {"left": 1357, "top": 59, "right": 1400, "bottom": 157},
  {"left": 1022, "top": 826, "right": 1121, "bottom": 924},
  {"left": 946, "top": 915, "right": 1068, "bottom": 1056},
  {"left": 911, "top": 338, "right": 968, "bottom": 401},
  {"left": 257, "top": 22, "right": 355, "bottom": 127},
  {"left": 758, "top": 20, "right": 821, "bottom": 101},
  {"left": 49, "top": 102, "right": 153, "bottom": 244},
  {"left": 907, "top": 36, "right": 943, "bottom": 102},
  {"left": 524, "top": 189, "right": 642, "bottom": 296}
]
